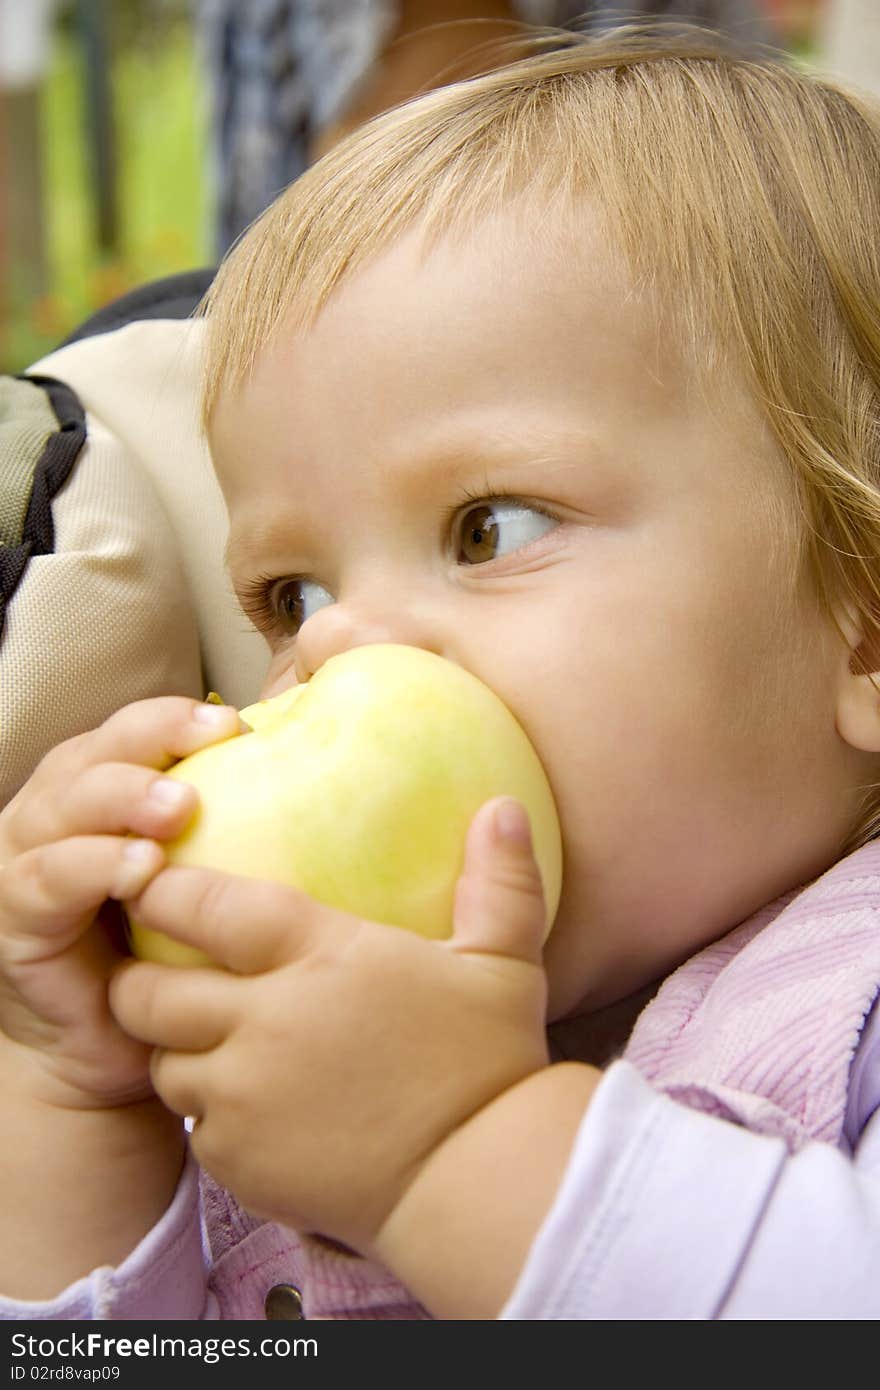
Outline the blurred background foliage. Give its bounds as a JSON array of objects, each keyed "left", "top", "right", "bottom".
[{"left": 2, "top": 0, "right": 208, "bottom": 372}]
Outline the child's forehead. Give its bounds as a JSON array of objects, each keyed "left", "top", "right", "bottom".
[
  {"left": 210, "top": 200, "right": 779, "bottom": 504},
  {"left": 212, "top": 229, "right": 782, "bottom": 527},
  {"left": 252, "top": 200, "right": 670, "bottom": 383}
]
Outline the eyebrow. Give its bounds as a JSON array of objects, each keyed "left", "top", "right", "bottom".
[{"left": 224, "top": 524, "right": 288, "bottom": 578}]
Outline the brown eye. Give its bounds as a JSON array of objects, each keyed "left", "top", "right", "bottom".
[
  {"left": 238, "top": 574, "right": 334, "bottom": 638},
  {"left": 455, "top": 501, "right": 558, "bottom": 566},
  {"left": 458, "top": 505, "right": 500, "bottom": 563},
  {"left": 276, "top": 579, "right": 333, "bottom": 633},
  {"left": 275, "top": 581, "right": 306, "bottom": 631}
]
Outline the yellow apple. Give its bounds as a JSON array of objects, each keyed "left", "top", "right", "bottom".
[{"left": 127, "top": 644, "right": 562, "bottom": 966}]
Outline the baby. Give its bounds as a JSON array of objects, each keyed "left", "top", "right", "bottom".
[{"left": 2, "top": 23, "right": 879, "bottom": 1320}]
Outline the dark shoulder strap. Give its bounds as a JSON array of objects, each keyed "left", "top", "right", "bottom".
[
  {"left": 0, "top": 375, "right": 87, "bottom": 639},
  {"left": 59, "top": 267, "right": 216, "bottom": 347}
]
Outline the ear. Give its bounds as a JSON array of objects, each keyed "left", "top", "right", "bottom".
[{"left": 834, "top": 605, "right": 880, "bottom": 753}]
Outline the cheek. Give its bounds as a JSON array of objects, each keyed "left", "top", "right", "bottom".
[{"left": 518, "top": 556, "right": 816, "bottom": 860}]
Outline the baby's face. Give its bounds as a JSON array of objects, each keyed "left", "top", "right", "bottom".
[{"left": 210, "top": 206, "right": 870, "bottom": 1019}]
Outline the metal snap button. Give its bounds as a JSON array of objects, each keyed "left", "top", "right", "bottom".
[{"left": 264, "top": 1282, "right": 305, "bottom": 1320}]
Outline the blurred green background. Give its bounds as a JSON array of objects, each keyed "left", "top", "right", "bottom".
[{"left": 2, "top": 0, "right": 209, "bottom": 373}]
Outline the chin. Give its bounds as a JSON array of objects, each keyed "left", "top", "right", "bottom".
[{"left": 543, "top": 929, "right": 658, "bottom": 1023}]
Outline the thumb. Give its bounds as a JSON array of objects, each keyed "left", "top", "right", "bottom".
[{"left": 451, "top": 797, "right": 547, "bottom": 964}]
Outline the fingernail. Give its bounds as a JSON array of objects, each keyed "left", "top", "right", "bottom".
[
  {"left": 493, "top": 798, "right": 532, "bottom": 847},
  {"left": 113, "top": 839, "right": 161, "bottom": 900},
  {"left": 192, "top": 701, "right": 238, "bottom": 727},
  {"left": 148, "top": 776, "right": 191, "bottom": 809}
]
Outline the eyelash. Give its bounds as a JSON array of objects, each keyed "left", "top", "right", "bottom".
[
  {"left": 236, "top": 491, "right": 561, "bottom": 633},
  {"left": 236, "top": 571, "right": 290, "bottom": 632}
]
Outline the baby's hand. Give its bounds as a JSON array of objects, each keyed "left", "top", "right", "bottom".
[
  {"left": 109, "top": 797, "right": 551, "bottom": 1255},
  {"left": 0, "top": 696, "right": 244, "bottom": 1109}
]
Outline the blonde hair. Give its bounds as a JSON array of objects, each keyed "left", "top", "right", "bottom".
[{"left": 200, "top": 21, "right": 880, "bottom": 848}]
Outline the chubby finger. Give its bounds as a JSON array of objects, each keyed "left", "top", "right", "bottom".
[
  {"left": 109, "top": 959, "right": 237, "bottom": 1052},
  {"left": 451, "top": 798, "right": 547, "bottom": 963},
  {"left": 0, "top": 836, "right": 165, "bottom": 963},
  {"left": 2, "top": 698, "right": 246, "bottom": 863},
  {"left": 149, "top": 1048, "right": 210, "bottom": 1124},
  {"left": 128, "top": 866, "right": 328, "bottom": 975},
  {"left": 8, "top": 763, "right": 200, "bottom": 858},
  {"left": 65, "top": 695, "right": 247, "bottom": 772}
]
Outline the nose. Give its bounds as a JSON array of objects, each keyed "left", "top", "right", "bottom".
[{"left": 293, "top": 594, "right": 444, "bottom": 683}]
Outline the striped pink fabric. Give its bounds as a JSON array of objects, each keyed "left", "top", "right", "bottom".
[
  {"left": 624, "top": 842, "right": 880, "bottom": 1151},
  {"left": 201, "top": 1173, "right": 429, "bottom": 1319}
]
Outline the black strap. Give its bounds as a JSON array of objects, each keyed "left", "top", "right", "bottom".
[
  {"left": 0, "top": 376, "right": 87, "bottom": 640},
  {"left": 59, "top": 267, "right": 217, "bottom": 347}
]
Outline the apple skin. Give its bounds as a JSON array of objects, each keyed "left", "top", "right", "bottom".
[{"left": 127, "top": 644, "right": 563, "bottom": 967}]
